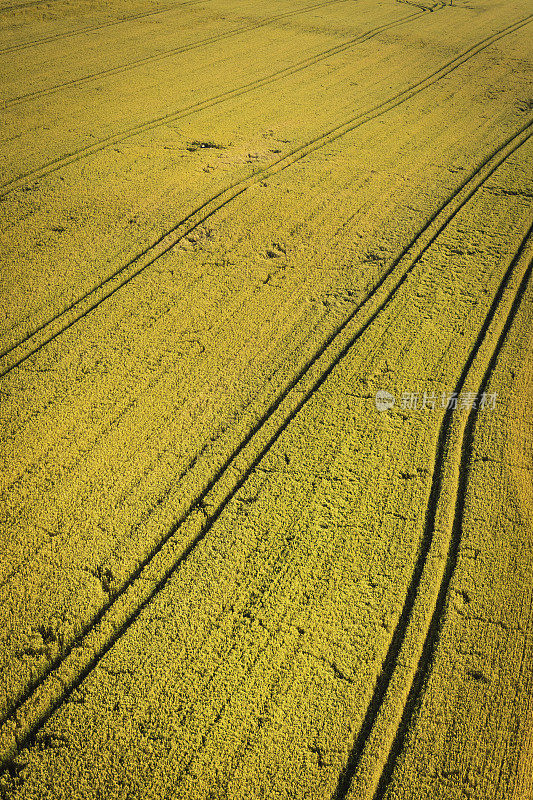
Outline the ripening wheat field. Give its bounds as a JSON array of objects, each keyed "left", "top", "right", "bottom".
[{"left": 0, "top": 0, "right": 532, "bottom": 797}]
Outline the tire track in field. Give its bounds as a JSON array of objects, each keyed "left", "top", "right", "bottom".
[
  {"left": 0, "top": 117, "right": 530, "bottom": 533},
  {"left": 3, "top": 6, "right": 431, "bottom": 107},
  {"left": 1, "top": 11, "right": 530, "bottom": 376},
  {"left": 136, "top": 131, "right": 533, "bottom": 791},
  {"left": 372, "top": 234, "right": 533, "bottom": 797},
  {"left": 102, "top": 127, "right": 533, "bottom": 790},
  {"left": 0, "top": 0, "right": 59, "bottom": 12},
  {"left": 0, "top": 4, "right": 437, "bottom": 339},
  {"left": 0, "top": 116, "right": 530, "bottom": 773},
  {"left": 0, "top": 4, "right": 436, "bottom": 199},
  {"left": 332, "top": 226, "right": 533, "bottom": 800},
  {"left": 0, "top": 0, "right": 209, "bottom": 54}
]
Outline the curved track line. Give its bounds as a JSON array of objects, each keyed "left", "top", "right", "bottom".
[
  {"left": 0, "top": 119, "right": 530, "bottom": 774},
  {"left": 1, "top": 13, "right": 530, "bottom": 376},
  {"left": 369, "top": 228, "right": 533, "bottom": 800},
  {"left": 332, "top": 220, "right": 533, "bottom": 800},
  {"left": 0, "top": 0, "right": 209, "bottom": 54},
  {"left": 3, "top": 7, "right": 428, "bottom": 107}
]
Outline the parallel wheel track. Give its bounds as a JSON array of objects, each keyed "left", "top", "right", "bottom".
[
  {"left": 0, "top": 4, "right": 434, "bottom": 197},
  {"left": 4, "top": 6, "right": 433, "bottom": 108},
  {"left": 1, "top": 11, "right": 531, "bottom": 377},
  {"left": 333, "top": 227, "right": 533, "bottom": 799},
  {"left": 0, "top": 114, "right": 531, "bottom": 776},
  {"left": 373, "top": 233, "right": 533, "bottom": 796},
  {"left": 0, "top": 0, "right": 210, "bottom": 54}
]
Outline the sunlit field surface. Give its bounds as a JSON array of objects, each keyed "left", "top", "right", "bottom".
[{"left": 0, "top": 0, "right": 532, "bottom": 797}]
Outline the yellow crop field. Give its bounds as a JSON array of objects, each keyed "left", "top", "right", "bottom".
[{"left": 0, "top": 0, "right": 532, "bottom": 797}]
